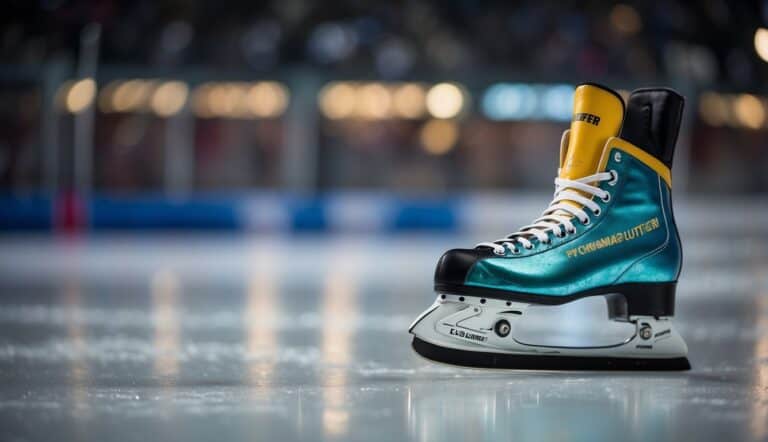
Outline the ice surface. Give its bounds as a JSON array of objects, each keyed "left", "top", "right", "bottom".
[{"left": 0, "top": 226, "right": 766, "bottom": 441}]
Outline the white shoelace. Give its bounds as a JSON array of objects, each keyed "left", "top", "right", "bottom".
[{"left": 476, "top": 170, "right": 617, "bottom": 255}]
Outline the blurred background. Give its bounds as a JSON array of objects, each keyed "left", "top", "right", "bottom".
[
  {"left": 2, "top": 2, "right": 768, "bottom": 441},
  {"left": 1, "top": 0, "right": 767, "bottom": 231}
]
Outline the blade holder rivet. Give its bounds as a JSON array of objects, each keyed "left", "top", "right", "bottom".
[{"left": 494, "top": 319, "right": 511, "bottom": 338}]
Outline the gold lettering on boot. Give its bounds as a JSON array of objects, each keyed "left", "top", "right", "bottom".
[{"left": 565, "top": 217, "right": 661, "bottom": 259}]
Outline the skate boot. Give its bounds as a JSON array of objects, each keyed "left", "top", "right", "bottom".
[{"left": 409, "top": 83, "right": 690, "bottom": 370}]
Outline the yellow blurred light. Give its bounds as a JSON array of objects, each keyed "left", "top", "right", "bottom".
[
  {"left": 150, "top": 81, "right": 189, "bottom": 117},
  {"left": 246, "top": 82, "right": 289, "bottom": 118},
  {"left": 97, "top": 80, "right": 120, "bottom": 112},
  {"left": 610, "top": 4, "right": 642, "bottom": 35},
  {"left": 192, "top": 83, "right": 214, "bottom": 118},
  {"left": 206, "top": 84, "right": 229, "bottom": 116},
  {"left": 112, "top": 80, "right": 155, "bottom": 112},
  {"left": 426, "top": 83, "right": 465, "bottom": 119},
  {"left": 207, "top": 83, "right": 246, "bottom": 118},
  {"left": 755, "top": 28, "right": 768, "bottom": 63},
  {"left": 419, "top": 119, "right": 459, "bottom": 155},
  {"left": 60, "top": 78, "right": 96, "bottom": 114},
  {"left": 698, "top": 92, "right": 729, "bottom": 127},
  {"left": 392, "top": 83, "right": 426, "bottom": 119},
  {"left": 319, "top": 82, "right": 357, "bottom": 120},
  {"left": 231, "top": 82, "right": 252, "bottom": 118},
  {"left": 224, "top": 82, "right": 250, "bottom": 118},
  {"left": 355, "top": 83, "right": 391, "bottom": 119},
  {"left": 733, "top": 94, "right": 765, "bottom": 129}
]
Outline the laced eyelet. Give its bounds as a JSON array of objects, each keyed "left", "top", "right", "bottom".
[
  {"left": 608, "top": 170, "right": 618, "bottom": 186},
  {"left": 614, "top": 152, "right": 622, "bottom": 162},
  {"left": 479, "top": 170, "right": 615, "bottom": 250}
]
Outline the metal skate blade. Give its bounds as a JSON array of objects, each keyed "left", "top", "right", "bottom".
[
  {"left": 513, "top": 296, "right": 634, "bottom": 349},
  {"left": 412, "top": 337, "right": 691, "bottom": 371},
  {"left": 413, "top": 295, "right": 637, "bottom": 349}
]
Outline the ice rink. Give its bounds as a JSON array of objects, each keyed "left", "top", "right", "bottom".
[{"left": 0, "top": 199, "right": 767, "bottom": 442}]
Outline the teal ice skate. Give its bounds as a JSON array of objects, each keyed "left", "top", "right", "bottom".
[{"left": 410, "top": 83, "right": 690, "bottom": 370}]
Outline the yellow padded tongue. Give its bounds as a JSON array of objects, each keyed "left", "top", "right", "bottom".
[{"left": 560, "top": 84, "right": 624, "bottom": 179}]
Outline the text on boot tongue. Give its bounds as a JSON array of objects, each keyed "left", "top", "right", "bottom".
[{"left": 573, "top": 112, "right": 601, "bottom": 126}]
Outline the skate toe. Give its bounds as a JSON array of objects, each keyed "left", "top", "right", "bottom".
[{"left": 434, "top": 248, "right": 494, "bottom": 286}]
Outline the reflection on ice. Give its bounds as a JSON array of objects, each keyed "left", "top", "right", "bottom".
[
  {"left": 750, "top": 292, "right": 768, "bottom": 440},
  {"left": 406, "top": 377, "right": 689, "bottom": 441},
  {"left": 321, "top": 252, "right": 360, "bottom": 437},
  {"left": 151, "top": 269, "right": 180, "bottom": 383},
  {"left": 64, "top": 279, "right": 90, "bottom": 420},
  {"left": 245, "top": 248, "right": 280, "bottom": 389}
]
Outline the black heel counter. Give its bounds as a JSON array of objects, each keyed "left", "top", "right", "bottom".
[
  {"left": 612, "top": 283, "right": 677, "bottom": 318},
  {"left": 619, "top": 88, "right": 685, "bottom": 168}
]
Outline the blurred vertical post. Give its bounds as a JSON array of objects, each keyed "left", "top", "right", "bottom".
[
  {"left": 164, "top": 95, "right": 194, "bottom": 197},
  {"left": 41, "top": 58, "right": 68, "bottom": 194},
  {"left": 73, "top": 23, "right": 101, "bottom": 197},
  {"left": 282, "top": 70, "right": 319, "bottom": 192}
]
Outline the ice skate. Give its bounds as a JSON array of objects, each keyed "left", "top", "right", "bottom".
[{"left": 410, "top": 83, "right": 690, "bottom": 370}]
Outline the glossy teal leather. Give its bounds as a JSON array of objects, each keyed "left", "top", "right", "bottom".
[{"left": 466, "top": 146, "right": 682, "bottom": 296}]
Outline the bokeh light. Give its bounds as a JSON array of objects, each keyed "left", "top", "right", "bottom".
[
  {"left": 111, "top": 80, "right": 155, "bottom": 113},
  {"left": 754, "top": 28, "right": 768, "bottom": 63},
  {"left": 539, "top": 84, "right": 575, "bottom": 121},
  {"left": 698, "top": 92, "right": 729, "bottom": 127},
  {"left": 190, "top": 82, "right": 289, "bottom": 119},
  {"left": 319, "top": 82, "right": 357, "bottom": 120},
  {"left": 208, "top": 83, "right": 242, "bottom": 117},
  {"left": 246, "top": 82, "right": 289, "bottom": 118},
  {"left": 610, "top": 4, "right": 642, "bottom": 36},
  {"left": 419, "top": 119, "right": 459, "bottom": 155},
  {"left": 425, "top": 83, "right": 465, "bottom": 119},
  {"left": 150, "top": 81, "right": 189, "bottom": 117},
  {"left": 733, "top": 94, "right": 765, "bottom": 129},
  {"left": 481, "top": 83, "right": 537, "bottom": 121},
  {"left": 59, "top": 78, "right": 96, "bottom": 114},
  {"left": 392, "top": 83, "right": 426, "bottom": 119},
  {"left": 356, "top": 83, "right": 391, "bottom": 120}
]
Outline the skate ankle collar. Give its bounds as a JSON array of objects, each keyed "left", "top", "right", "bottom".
[{"left": 599, "top": 137, "right": 672, "bottom": 188}]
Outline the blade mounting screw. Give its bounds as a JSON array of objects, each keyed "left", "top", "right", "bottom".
[
  {"left": 639, "top": 325, "right": 652, "bottom": 340},
  {"left": 494, "top": 319, "right": 511, "bottom": 338}
]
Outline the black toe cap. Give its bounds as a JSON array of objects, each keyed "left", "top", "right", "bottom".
[{"left": 434, "top": 248, "right": 495, "bottom": 286}]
